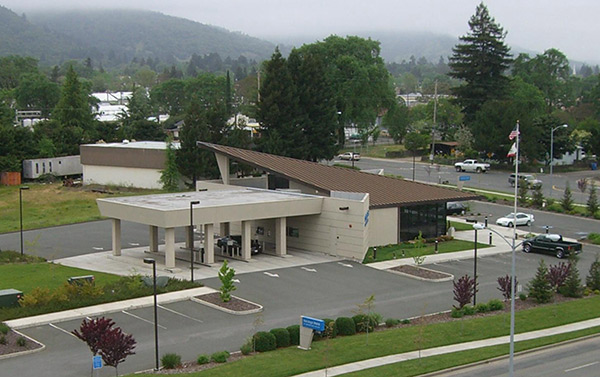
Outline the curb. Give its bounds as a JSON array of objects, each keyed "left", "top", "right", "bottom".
[
  {"left": 0, "top": 329, "right": 46, "bottom": 360},
  {"left": 190, "top": 295, "right": 263, "bottom": 315},
  {"left": 419, "top": 332, "right": 600, "bottom": 377},
  {"left": 386, "top": 266, "right": 454, "bottom": 282}
]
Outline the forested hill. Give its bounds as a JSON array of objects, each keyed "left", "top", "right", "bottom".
[{"left": 0, "top": 7, "right": 276, "bottom": 67}]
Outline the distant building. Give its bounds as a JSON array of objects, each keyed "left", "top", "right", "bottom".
[{"left": 22, "top": 156, "right": 82, "bottom": 179}]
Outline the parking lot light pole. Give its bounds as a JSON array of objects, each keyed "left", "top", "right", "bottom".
[
  {"left": 473, "top": 228, "right": 477, "bottom": 305},
  {"left": 190, "top": 201, "right": 200, "bottom": 282},
  {"left": 474, "top": 223, "right": 524, "bottom": 377},
  {"left": 19, "top": 186, "right": 29, "bottom": 255},
  {"left": 143, "top": 258, "right": 159, "bottom": 371}
]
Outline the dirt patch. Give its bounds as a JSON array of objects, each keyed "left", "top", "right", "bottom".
[
  {"left": 389, "top": 265, "right": 453, "bottom": 280},
  {"left": 0, "top": 330, "right": 43, "bottom": 357},
  {"left": 194, "top": 292, "right": 260, "bottom": 312}
]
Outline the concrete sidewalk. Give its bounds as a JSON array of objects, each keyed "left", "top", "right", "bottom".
[{"left": 294, "top": 318, "right": 600, "bottom": 377}]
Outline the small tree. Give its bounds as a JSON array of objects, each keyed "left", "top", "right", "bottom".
[
  {"left": 587, "top": 181, "right": 598, "bottom": 216},
  {"left": 560, "top": 255, "right": 583, "bottom": 298},
  {"left": 353, "top": 294, "right": 377, "bottom": 345},
  {"left": 547, "top": 262, "right": 570, "bottom": 292},
  {"left": 531, "top": 185, "right": 544, "bottom": 208},
  {"left": 99, "top": 326, "right": 136, "bottom": 376},
  {"left": 561, "top": 181, "right": 574, "bottom": 212},
  {"left": 72, "top": 317, "right": 116, "bottom": 356},
  {"left": 518, "top": 178, "right": 529, "bottom": 206},
  {"left": 218, "top": 260, "right": 237, "bottom": 302},
  {"left": 586, "top": 255, "right": 600, "bottom": 291},
  {"left": 453, "top": 274, "right": 476, "bottom": 309},
  {"left": 527, "top": 259, "right": 553, "bottom": 303},
  {"left": 497, "top": 274, "right": 518, "bottom": 300},
  {"left": 412, "top": 231, "right": 426, "bottom": 266},
  {"left": 160, "top": 137, "right": 180, "bottom": 191}
]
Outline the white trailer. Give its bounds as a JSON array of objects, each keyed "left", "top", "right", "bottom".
[{"left": 22, "top": 155, "right": 82, "bottom": 179}]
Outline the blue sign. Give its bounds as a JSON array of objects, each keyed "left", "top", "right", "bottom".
[
  {"left": 93, "top": 355, "right": 102, "bottom": 370},
  {"left": 459, "top": 176, "right": 471, "bottom": 181},
  {"left": 364, "top": 210, "right": 370, "bottom": 227},
  {"left": 302, "top": 316, "right": 325, "bottom": 332}
]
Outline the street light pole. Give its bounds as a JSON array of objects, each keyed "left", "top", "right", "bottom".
[
  {"left": 190, "top": 201, "right": 200, "bottom": 282},
  {"left": 19, "top": 186, "right": 29, "bottom": 256},
  {"left": 550, "top": 124, "right": 568, "bottom": 196},
  {"left": 143, "top": 258, "right": 159, "bottom": 371},
  {"left": 473, "top": 228, "right": 477, "bottom": 306}
]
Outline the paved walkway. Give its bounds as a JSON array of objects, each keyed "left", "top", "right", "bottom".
[{"left": 294, "top": 318, "right": 600, "bottom": 377}]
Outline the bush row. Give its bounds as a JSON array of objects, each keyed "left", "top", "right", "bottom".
[{"left": 451, "top": 299, "right": 504, "bottom": 318}]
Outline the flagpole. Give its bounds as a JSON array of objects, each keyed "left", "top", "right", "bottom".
[{"left": 509, "top": 120, "right": 519, "bottom": 377}]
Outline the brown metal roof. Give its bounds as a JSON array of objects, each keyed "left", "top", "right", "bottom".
[{"left": 198, "top": 142, "right": 479, "bottom": 208}]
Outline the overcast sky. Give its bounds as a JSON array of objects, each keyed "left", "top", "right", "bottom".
[{"left": 4, "top": 0, "right": 599, "bottom": 63}]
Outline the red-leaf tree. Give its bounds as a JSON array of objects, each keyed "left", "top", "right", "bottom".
[
  {"left": 453, "top": 274, "right": 477, "bottom": 309},
  {"left": 72, "top": 317, "right": 116, "bottom": 355},
  {"left": 99, "top": 326, "right": 137, "bottom": 376}
]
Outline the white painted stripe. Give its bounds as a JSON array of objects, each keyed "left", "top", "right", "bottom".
[
  {"left": 122, "top": 310, "right": 166, "bottom": 329},
  {"left": 338, "top": 262, "right": 353, "bottom": 268},
  {"left": 264, "top": 272, "right": 279, "bottom": 278},
  {"left": 128, "top": 242, "right": 140, "bottom": 246},
  {"left": 92, "top": 247, "right": 104, "bottom": 251},
  {"left": 158, "top": 305, "right": 203, "bottom": 323},
  {"left": 565, "top": 361, "right": 599, "bottom": 372},
  {"left": 49, "top": 323, "right": 78, "bottom": 339}
]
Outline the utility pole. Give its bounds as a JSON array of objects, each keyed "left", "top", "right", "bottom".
[
  {"left": 430, "top": 80, "right": 438, "bottom": 165},
  {"left": 257, "top": 70, "right": 261, "bottom": 103}
]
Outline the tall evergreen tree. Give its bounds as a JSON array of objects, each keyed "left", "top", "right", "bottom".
[
  {"left": 160, "top": 137, "right": 180, "bottom": 191},
  {"left": 587, "top": 181, "right": 598, "bottom": 216},
  {"left": 448, "top": 2, "right": 512, "bottom": 123}
]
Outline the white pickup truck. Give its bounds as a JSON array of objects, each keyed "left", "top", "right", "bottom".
[{"left": 454, "top": 159, "right": 490, "bottom": 173}]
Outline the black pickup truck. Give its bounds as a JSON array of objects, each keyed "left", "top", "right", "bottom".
[{"left": 522, "top": 234, "right": 582, "bottom": 259}]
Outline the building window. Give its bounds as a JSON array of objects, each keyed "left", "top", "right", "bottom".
[
  {"left": 35, "top": 163, "right": 39, "bottom": 174},
  {"left": 42, "top": 162, "right": 46, "bottom": 173},
  {"left": 286, "top": 227, "right": 299, "bottom": 238},
  {"left": 399, "top": 203, "right": 446, "bottom": 241},
  {"left": 49, "top": 161, "right": 53, "bottom": 172}
]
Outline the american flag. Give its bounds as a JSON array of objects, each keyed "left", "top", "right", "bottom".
[{"left": 509, "top": 126, "right": 520, "bottom": 140}]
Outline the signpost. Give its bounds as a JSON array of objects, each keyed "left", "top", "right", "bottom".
[
  {"left": 457, "top": 175, "right": 470, "bottom": 190},
  {"left": 93, "top": 355, "right": 102, "bottom": 370},
  {"left": 299, "top": 316, "right": 325, "bottom": 350}
]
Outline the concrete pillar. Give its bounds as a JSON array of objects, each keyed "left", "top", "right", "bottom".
[
  {"left": 165, "top": 227, "right": 176, "bottom": 269},
  {"left": 149, "top": 225, "right": 158, "bottom": 253},
  {"left": 241, "top": 221, "right": 252, "bottom": 260},
  {"left": 275, "top": 217, "right": 287, "bottom": 256},
  {"left": 204, "top": 223, "right": 214, "bottom": 264},
  {"left": 186, "top": 225, "right": 193, "bottom": 250},
  {"left": 215, "top": 153, "right": 230, "bottom": 185},
  {"left": 112, "top": 219, "right": 121, "bottom": 256},
  {"left": 220, "top": 222, "right": 230, "bottom": 236}
]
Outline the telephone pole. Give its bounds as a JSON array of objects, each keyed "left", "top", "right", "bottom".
[{"left": 430, "top": 80, "right": 438, "bottom": 164}]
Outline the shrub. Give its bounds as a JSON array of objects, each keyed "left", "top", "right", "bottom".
[
  {"left": 161, "top": 353, "right": 181, "bottom": 369},
  {"left": 561, "top": 182, "right": 574, "bottom": 212},
  {"left": 401, "top": 319, "right": 411, "bottom": 325},
  {"left": 475, "top": 303, "right": 489, "bottom": 313},
  {"left": 519, "top": 293, "right": 527, "bottom": 301},
  {"left": 462, "top": 305, "right": 476, "bottom": 315},
  {"left": 253, "top": 331, "right": 276, "bottom": 352},
  {"left": 487, "top": 299, "right": 504, "bottom": 311},
  {"left": 586, "top": 255, "right": 600, "bottom": 291},
  {"left": 453, "top": 274, "right": 476, "bottom": 309},
  {"left": 385, "top": 318, "right": 400, "bottom": 327},
  {"left": 197, "top": 354, "right": 210, "bottom": 364},
  {"left": 547, "top": 262, "right": 570, "bottom": 292},
  {"left": 0, "top": 335, "right": 6, "bottom": 345},
  {"left": 450, "top": 308, "right": 464, "bottom": 318},
  {"left": 0, "top": 322, "right": 9, "bottom": 335},
  {"left": 16, "top": 336, "right": 26, "bottom": 347},
  {"left": 497, "top": 275, "right": 518, "bottom": 300},
  {"left": 352, "top": 314, "right": 377, "bottom": 333},
  {"left": 595, "top": 290, "right": 600, "bottom": 295},
  {"left": 313, "top": 318, "right": 337, "bottom": 340},
  {"left": 335, "top": 317, "right": 356, "bottom": 336},
  {"left": 211, "top": 351, "right": 230, "bottom": 363},
  {"left": 270, "top": 328, "right": 291, "bottom": 348},
  {"left": 528, "top": 259, "right": 554, "bottom": 303},
  {"left": 286, "top": 325, "right": 300, "bottom": 345}
]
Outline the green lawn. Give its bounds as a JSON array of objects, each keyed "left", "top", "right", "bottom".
[
  {"left": 0, "top": 183, "right": 168, "bottom": 234},
  {"left": 0, "top": 262, "right": 121, "bottom": 294},
  {"left": 363, "top": 239, "right": 490, "bottom": 263},
  {"left": 131, "top": 296, "right": 600, "bottom": 377},
  {"left": 448, "top": 221, "right": 475, "bottom": 231},
  {"left": 338, "top": 143, "right": 404, "bottom": 159}
]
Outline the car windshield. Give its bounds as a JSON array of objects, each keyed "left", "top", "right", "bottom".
[{"left": 503, "top": 213, "right": 515, "bottom": 218}]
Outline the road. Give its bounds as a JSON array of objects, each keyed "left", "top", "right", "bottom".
[
  {"left": 433, "top": 335, "right": 600, "bottom": 377},
  {"left": 334, "top": 157, "right": 599, "bottom": 204},
  {"left": 4, "top": 243, "right": 600, "bottom": 377}
]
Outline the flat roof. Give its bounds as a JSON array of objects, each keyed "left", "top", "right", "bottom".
[
  {"left": 83, "top": 141, "right": 180, "bottom": 150},
  {"left": 97, "top": 188, "right": 324, "bottom": 228}
]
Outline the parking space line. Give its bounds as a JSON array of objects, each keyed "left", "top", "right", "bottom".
[
  {"left": 158, "top": 305, "right": 204, "bottom": 323},
  {"left": 49, "top": 323, "right": 78, "bottom": 339},
  {"left": 122, "top": 310, "right": 166, "bottom": 329}
]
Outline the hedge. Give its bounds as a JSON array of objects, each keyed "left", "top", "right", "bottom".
[
  {"left": 286, "top": 325, "right": 300, "bottom": 345},
  {"left": 270, "top": 328, "right": 291, "bottom": 348},
  {"left": 335, "top": 317, "right": 356, "bottom": 336},
  {"left": 253, "top": 331, "right": 276, "bottom": 352}
]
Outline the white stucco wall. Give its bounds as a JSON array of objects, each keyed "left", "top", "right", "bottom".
[
  {"left": 83, "top": 165, "right": 162, "bottom": 189},
  {"left": 368, "top": 207, "right": 398, "bottom": 247}
]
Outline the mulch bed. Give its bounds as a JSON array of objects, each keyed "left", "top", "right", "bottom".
[
  {"left": 0, "top": 330, "right": 42, "bottom": 356},
  {"left": 194, "top": 292, "right": 260, "bottom": 312},
  {"left": 390, "top": 265, "right": 452, "bottom": 280}
]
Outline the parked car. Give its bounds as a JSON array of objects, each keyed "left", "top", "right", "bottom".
[
  {"left": 338, "top": 152, "right": 360, "bottom": 161},
  {"left": 217, "top": 236, "right": 262, "bottom": 255},
  {"left": 454, "top": 159, "right": 490, "bottom": 173},
  {"left": 522, "top": 234, "right": 582, "bottom": 259},
  {"left": 508, "top": 173, "right": 543, "bottom": 188},
  {"left": 495, "top": 212, "right": 534, "bottom": 227},
  {"left": 446, "top": 202, "right": 467, "bottom": 215}
]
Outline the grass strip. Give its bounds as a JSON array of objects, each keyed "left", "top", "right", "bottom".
[
  {"left": 363, "top": 239, "right": 490, "bottom": 264},
  {"left": 131, "top": 295, "right": 600, "bottom": 377},
  {"left": 448, "top": 221, "right": 474, "bottom": 232}
]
